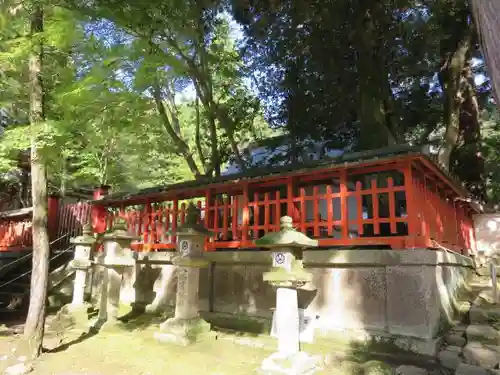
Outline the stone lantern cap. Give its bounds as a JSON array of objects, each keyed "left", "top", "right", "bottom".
[
  {"left": 70, "top": 224, "right": 97, "bottom": 245},
  {"left": 255, "top": 216, "right": 318, "bottom": 249},
  {"left": 167, "top": 203, "right": 213, "bottom": 237},
  {"left": 103, "top": 218, "right": 140, "bottom": 241}
]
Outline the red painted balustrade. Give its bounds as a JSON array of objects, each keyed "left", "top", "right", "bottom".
[
  {"left": 0, "top": 198, "right": 91, "bottom": 252},
  {"left": 0, "top": 217, "right": 32, "bottom": 251},
  {"left": 96, "top": 153, "right": 478, "bottom": 255},
  {"left": 55, "top": 201, "right": 91, "bottom": 249}
]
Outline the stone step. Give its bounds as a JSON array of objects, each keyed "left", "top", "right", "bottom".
[
  {"left": 395, "top": 365, "right": 428, "bottom": 375},
  {"left": 467, "top": 280, "right": 494, "bottom": 291},
  {"left": 473, "top": 290, "right": 500, "bottom": 307},
  {"left": 445, "top": 332, "right": 467, "bottom": 347},
  {"left": 462, "top": 341, "right": 500, "bottom": 369},
  {"left": 469, "top": 305, "right": 500, "bottom": 324},
  {"left": 456, "top": 363, "right": 491, "bottom": 375},
  {"left": 475, "top": 265, "right": 500, "bottom": 277},
  {"left": 438, "top": 347, "right": 463, "bottom": 370},
  {"left": 466, "top": 324, "right": 500, "bottom": 345}
]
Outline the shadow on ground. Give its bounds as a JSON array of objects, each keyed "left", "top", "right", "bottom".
[{"left": 44, "top": 330, "right": 98, "bottom": 354}]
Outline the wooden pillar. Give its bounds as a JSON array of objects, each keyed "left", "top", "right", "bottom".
[
  {"left": 47, "top": 193, "right": 60, "bottom": 243},
  {"left": 403, "top": 164, "right": 424, "bottom": 248},
  {"left": 91, "top": 185, "right": 110, "bottom": 234}
]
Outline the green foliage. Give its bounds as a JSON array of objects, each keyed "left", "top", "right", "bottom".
[{"left": 0, "top": 1, "right": 275, "bottom": 200}]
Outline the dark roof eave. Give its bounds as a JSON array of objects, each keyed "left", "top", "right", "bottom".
[
  {"left": 91, "top": 144, "right": 472, "bottom": 208},
  {"left": 92, "top": 145, "right": 438, "bottom": 206},
  {"left": 0, "top": 207, "right": 33, "bottom": 219}
]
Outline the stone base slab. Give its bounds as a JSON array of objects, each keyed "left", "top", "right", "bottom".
[
  {"left": 172, "top": 256, "right": 210, "bottom": 268},
  {"left": 258, "top": 351, "right": 322, "bottom": 375},
  {"left": 154, "top": 317, "right": 213, "bottom": 346}
]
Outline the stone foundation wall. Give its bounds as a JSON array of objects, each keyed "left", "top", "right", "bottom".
[{"left": 87, "top": 249, "right": 473, "bottom": 349}]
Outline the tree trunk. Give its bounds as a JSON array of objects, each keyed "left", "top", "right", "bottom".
[
  {"left": 23, "top": 3, "right": 49, "bottom": 360},
  {"left": 194, "top": 96, "right": 208, "bottom": 174},
  {"left": 354, "top": 5, "right": 399, "bottom": 150},
  {"left": 436, "top": 5, "right": 473, "bottom": 169},
  {"left": 470, "top": 0, "right": 500, "bottom": 111},
  {"left": 193, "top": 80, "right": 245, "bottom": 172},
  {"left": 195, "top": 35, "right": 221, "bottom": 177},
  {"left": 152, "top": 79, "right": 202, "bottom": 178},
  {"left": 450, "top": 61, "right": 487, "bottom": 201}
]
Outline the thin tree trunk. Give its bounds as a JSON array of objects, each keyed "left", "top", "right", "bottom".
[
  {"left": 195, "top": 35, "right": 221, "bottom": 176},
  {"left": 213, "top": 104, "right": 246, "bottom": 170},
  {"left": 194, "top": 96, "right": 208, "bottom": 174},
  {"left": 208, "top": 110, "right": 220, "bottom": 176},
  {"left": 152, "top": 79, "right": 202, "bottom": 178},
  {"left": 192, "top": 80, "right": 241, "bottom": 172},
  {"left": 23, "top": 3, "right": 49, "bottom": 360}
]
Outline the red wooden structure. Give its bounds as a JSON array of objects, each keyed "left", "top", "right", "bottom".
[
  {"left": 0, "top": 147, "right": 479, "bottom": 255},
  {"left": 0, "top": 196, "right": 90, "bottom": 252},
  {"left": 0, "top": 208, "right": 33, "bottom": 251},
  {"left": 92, "top": 147, "right": 478, "bottom": 255}
]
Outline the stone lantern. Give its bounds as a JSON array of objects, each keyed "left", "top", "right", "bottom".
[
  {"left": 255, "top": 216, "right": 322, "bottom": 375},
  {"left": 69, "top": 224, "right": 96, "bottom": 307},
  {"left": 97, "top": 217, "right": 139, "bottom": 327},
  {"left": 59, "top": 224, "right": 97, "bottom": 328},
  {"left": 154, "top": 203, "right": 213, "bottom": 346}
]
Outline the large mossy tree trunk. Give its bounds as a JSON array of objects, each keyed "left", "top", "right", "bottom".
[
  {"left": 436, "top": 2, "right": 488, "bottom": 201},
  {"left": 23, "top": 2, "right": 50, "bottom": 360},
  {"left": 450, "top": 61, "right": 487, "bottom": 201},
  {"left": 436, "top": 2, "right": 473, "bottom": 169},
  {"left": 470, "top": 0, "right": 500, "bottom": 110},
  {"left": 353, "top": 3, "right": 400, "bottom": 150}
]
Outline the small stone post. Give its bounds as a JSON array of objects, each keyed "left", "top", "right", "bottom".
[
  {"left": 255, "top": 216, "right": 322, "bottom": 375},
  {"left": 58, "top": 224, "right": 96, "bottom": 328},
  {"left": 96, "top": 218, "right": 138, "bottom": 329},
  {"left": 491, "top": 261, "right": 498, "bottom": 303},
  {"left": 70, "top": 224, "right": 96, "bottom": 307},
  {"left": 154, "top": 203, "right": 213, "bottom": 346}
]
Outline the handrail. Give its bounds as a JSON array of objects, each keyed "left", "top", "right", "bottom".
[
  {"left": 0, "top": 232, "right": 71, "bottom": 273},
  {"left": 0, "top": 246, "right": 74, "bottom": 290},
  {"left": 0, "top": 233, "right": 74, "bottom": 290}
]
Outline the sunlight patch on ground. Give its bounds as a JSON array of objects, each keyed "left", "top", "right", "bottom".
[{"left": 30, "top": 331, "right": 272, "bottom": 375}]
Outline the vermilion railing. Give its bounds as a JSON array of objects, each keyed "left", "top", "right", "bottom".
[
  {"left": 0, "top": 218, "right": 32, "bottom": 251},
  {"left": 55, "top": 202, "right": 91, "bottom": 249},
  {"left": 0, "top": 154, "right": 477, "bottom": 255},
  {"left": 409, "top": 161, "right": 476, "bottom": 254},
  {"left": 0, "top": 199, "right": 91, "bottom": 252},
  {"left": 99, "top": 154, "right": 477, "bottom": 255}
]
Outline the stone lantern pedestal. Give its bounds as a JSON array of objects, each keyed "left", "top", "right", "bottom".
[
  {"left": 255, "top": 216, "right": 322, "bottom": 375},
  {"left": 95, "top": 218, "right": 138, "bottom": 330},
  {"left": 59, "top": 224, "right": 96, "bottom": 327},
  {"left": 154, "top": 203, "right": 213, "bottom": 346}
]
